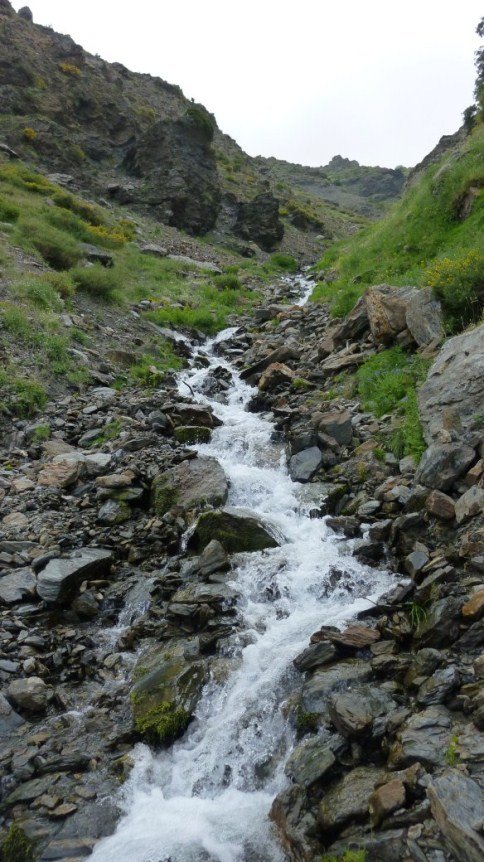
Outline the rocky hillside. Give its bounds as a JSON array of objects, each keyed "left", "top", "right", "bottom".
[
  {"left": 256, "top": 154, "right": 407, "bottom": 217},
  {"left": 0, "top": 0, "right": 398, "bottom": 257}
]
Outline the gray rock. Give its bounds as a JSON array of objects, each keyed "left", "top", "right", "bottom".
[
  {"left": 0, "top": 568, "right": 36, "bottom": 604},
  {"left": 416, "top": 666, "right": 459, "bottom": 706},
  {"left": 455, "top": 486, "right": 484, "bottom": 525},
  {"left": 0, "top": 692, "right": 24, "bottom": 734},
  {"left": 36, "top": 548, "right": 112, "bottom": 604},
  {"left": 405, "top": 287, "right": 444, "bottom": 347},
  {"left": 7, "top": 676, "right": 52, "bottom": 713},
  {"left": 285, "top": 734, "right": 342, "bottom": 787},
  {"left": 388, "top": 706, "right": 453, "bottom": 768},
  {"left": 152, "top": 456, "right": 228, "bottom": 516},
  {"left": 80, "top": 243, "right": 114, "bottom": 268},
  {"left": 328, "top": 684, "right": 396, "bottom": 737},
  {"left": 289, "top": 447, "right": 323, "bottom": 482},
  {"left": 293, "top": 641, "right": 337, "bottom": 672},
  {"left": 415, "top": 596, "right": 462, "bottom": 647},
  {"left": 428, "top": 769, "right": 484, "bottom": 862},
  {"left": 319, "top": 766, "right": 384, "bottom": 830},
  {"left": 189, "top": 507, "right": 280, "bottom": 553},
  {"left": 198, "top": 540, "right": 228, "bottom": 577},
  {"left": 317, "top": 410, "right": 353, "bottom": 446},
  {"left": 167, "top": 254, "right": 221, "bottom": 274},
  {"left": 97, "top": 499, "right": 131, "bottom": 525},
  {"left": 301, "top": 660, "right": 372, "bottom": 716},
  {"left": 404, "top": 550, "right": 429, "bottom": 579},
  {"left": 240, "top": 343, "right": 300, "bottom": 381},
  {"left": 138, "top": 242, "right": 168, "bottom": 257},
  {"left": 419, "top": 323, "right": 484, "bottom": 447},
  {"left": 415, "top": 443, "right": 475, "bottom": 491}
]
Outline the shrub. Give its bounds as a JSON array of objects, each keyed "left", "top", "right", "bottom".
[
  {"left": 17, "top": 217, "right": 82, "bottom": 269},
  {"left": 59, "top": 61, "right": 81, "bottom": 76},
  {"left": 70, "top": 264, "right": 118, "bottom": 299},
  {"left": 0, "top": 370, "right": 47, "bottom": 418},
  {"left": 1, "top": 305, "right": 31, "bottom": 338},
  {"left": 31, "top": 423, "right": 51, "bottom": 442},
  {"left": 12, "top": 275, "right": 65, "bottom": 311},
  {"left": 212, "top": 273, "right": 241, "bottom": 290},
  {"left": 357, "top": 347, "right": 428, "bottom": 418},
  {"left": 0, "top": 197, "right": 20, "bottom": 222},
  {"left": 87, "top": 224, "right": 129, "bottom": 247},
  {"left": 185, "top": 106, "right": 214, "bottom": 142},
  {"left": 22, "top": 127, "right": 37, "bottom": 142},
  {"left": 269, "top": 253, "right": 298, "bottom": 272},
  {"left": 52, "top": 192, "right": 105, "bottom": 226},
  {"left": 426, "top": 250, "right": 484, "bottom": 331}
]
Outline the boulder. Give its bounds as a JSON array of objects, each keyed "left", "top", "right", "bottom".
[
  {"left": 258, "top": 362, "right": 296, "bottom": 392},
  {"left": 416, "top": 666, "right": 459, "bottom": 706},
  {"left": 365, "top": 284, "right": 443, "bottom": 346},
  {"left": 171, "top": 403, "right": 221, "bottom": 428},
  {"left": 36, "top": 547, "right": 112, "bottom": 604},
  {"left": 0, "top": 568, "right": 36, "bottom": 604},
  {"left": 319, "top": 766, "right": 384, "bottom": 831},
  {"left": 329, "top": 685, "right": 396, "bottom": 737},
  {"left": 369, "top": 779, "right": 406, "bottom": 827},
  {"left": 7, "top": 677, "right": 53, "bottom": 713},
  {"left": 174, "top": 426, "right": 212, "bottom": 444},
  {"left": 427, "top": 770, "right": 484, "bottom": 862},
  {"left": 289, "top": 447, "right": 323, "bottom": 482},
  {"left": 333, "top": 296, "right": 369, "bottom": 346},
  {"left": 188, "top": 507, "right": 280, "bottom": 553},
  {"left": 138, "top": 242, "right": 168, "bottom": 257},
  {"left": 293, "top": 641, "right": 337, "bottom": 672},
  {"left": 240, "top": 343, "right": 300, "bottom": 381},
  {"left": 425, "top": 489, "right": 455, "bottom": 520},
  {"left": 418, "top": 323, "right": 484, "bottom": 447},
  {"left": 0, "top": 693, "right": 24, "bottom": 735},
  {"left": 152, "top": 456, "right": 228, "bottom": 516},
  {"left": 17, "top": 6, "right": 33, "bottom": 21},
  {"left": 455, "top": 486, "right": 484, "bottom": 525},
  {"left": 167, "top": 254, "right": 221, "bottom": 273},
  {"left": 131, "top": 641, "right": 208, "bottom": 744},
  {"left": 37, "top": 458, "right": 81, "bottom": 489},
  {"left": 284, "top": 735, "right": 342, "bottom": 787},
  {"left": 415, "top": 443, "right": 475, "bottom": 491},
  {"left": 404, "top": 287, "right": 444, "bottom": 347},
  {"left": 388, "top": 706, "right": 453, "bottom": 769},
  {"left": 198, "top": 540, "right": 229, "bottom": 576},
  {"left": 301, "top": 660, "right": 372, "bottom": 716},
  {"left": 415, "top": 596, "right": 462, "bottom": 647},
  {"left": 317, "top": 410, "right": 353, "bottom": 446},
  {"left": 234, "top": 192, "right": 284, "bottom": 251}
]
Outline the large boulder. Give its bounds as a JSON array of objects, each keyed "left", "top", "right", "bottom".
[
  {"left": 415, "top": 443, "right": 475, "bottom": 491},
  {"left": 365, "top": 284, "right": 443, "bottom": 346},
  {"left": 234, "top": 192, "right": 284, "bottom": 251},
  {"left": 130, "top": 641, "right": 208, "bottom": 744},
  {"left": 418, "top": 323, "right": 484, "bottom": 447},
  {"left": 289, "top": 447, "right": 323, "bottom": 482},
  {"left": 7, "top": 677, "right": 53, "bottom": 713},
  {"left": 152, "top": 456, "right": 228, "bottom": 516},
  {"left": 36, "top": 548, "right": 112, "bottom": 604},
  {"left": 188, "top": 507, "right": 281, "bottom": 553},
  {"left": 319, "top": 766, "right": 384, "bottom": 831},
  {"left": 427, "top": 770, "right": 484, "bottom": 862}
]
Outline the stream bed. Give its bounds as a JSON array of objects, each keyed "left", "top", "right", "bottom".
[{"left": 92, "top": 279, "right": 393, "bottom": 862}]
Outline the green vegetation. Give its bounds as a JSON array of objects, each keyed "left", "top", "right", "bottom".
[
  {"left": 311, "top": 125, "right": 484, "bottom": 331},
  {"left": 31, "top": 423, "right": 51, "bottom": 443},
  {"left": 0, "top": 369, "right": 47, "bottom": 418},
  {"left": 295, "top": 706, "right": 319, "bottom": 735},
  {"left": 322, "top": 851, "right": 366, "bottom": 862},
  {"left": 131, "top": 696, "right": 190, "bottom": 745},
  {"left": 1, "top": 823, "right": 35, "bottom": 862},
  {"left": 426, "top": 250, "right": 483, "bottom": 331},
  {"left": 357, "top": 348, "right": 430, "bottom": 459},
  {"left": 70, "top": 264, "right": 118, "bottom": 300},
  {"left": 445, "top": 734, "right": 460, "bottom": 766},
  {"left": 269, "top": 252, "right": 298, "bottom": 272}
]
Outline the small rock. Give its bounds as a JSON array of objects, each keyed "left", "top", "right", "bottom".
[
  {"left": 369, "top": 778, "right": 406, "bottom": 826},
  {"left": 455, "top": 486, "right": 484, "bottom": 525},
  {"left": 425, "top": 489, "right": 455, "bottom": 520}
]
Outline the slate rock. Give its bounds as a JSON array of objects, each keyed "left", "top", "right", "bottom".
[
  {"left": 289, "top": 447, "right": 323, "bottom": 482},
  {"left": 0, "top": 692, "right": 24, "bottom": 734},
  {"left": 427, "top": 769, "right": 484, "bottom": 862},
  {"left": 0, "top": 568, "right": 36, "bottom": 604},
  {"left": 415, "top": 443, "right": 475, "bottom": 491},
  {"left": 319, "top": 765, "right": 384, "bottom": 830},
  {"left": 455, "top": 486, "right": 484, "bottom": 525},
  {"left": 188, "top": 507, "right": 280, "bottom": 553},
  {"left": 36, "top": 547, "right": 112, "bottom": 604},
  {"left": 329, "top": 684, "right": 396, "bottom": 737},
  {"left": 388, "top": 706, "right": 453, "bottom": 768},
  {"left": 416, "top": 666, "right": 460, "bottom": 706},
  {"left": 7, "top": 676, "right": 53, "bottom": 713},
  {"left": 293, "top": 641, "right": 337, "bottom": 672},
  {"left": 153, "top": 456, "right": 228, "bottom": 517},
  {"left": 284, "top": 734, "right": 342, "bottom": 787}
]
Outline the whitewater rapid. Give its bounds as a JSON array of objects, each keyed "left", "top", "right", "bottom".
[{"left": 92, "top": 278, "right": 393, "bottom": 862}]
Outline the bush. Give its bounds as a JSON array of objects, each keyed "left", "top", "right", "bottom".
[
  {"left": 70, "top": 264, "right": 118, "bottom": 299},
  {"left": 12, "top": 275, "right": 66, "bottom": 311},
  {"left": 426, "top": 250, "right": 484, "bottom": 331},
  {"left": 59, "top": 61, "right": 81, "bottom": 76},
  {"left": 212, "top": 273, "right": 241, "bottom": 290},
  {"left": 52, "top": 192, "right": 105, "bottom": 226},
  {"left": 269, "top": 253, "right": 298, "bottom": 272},
  {"left": 1, "top": 305, "right": 31, "bottom": 338},
  {"left": 0, "top": 370, "right": 47, "bottom": 418},
  {"left": 1, "top": 823, "right": 35, "bottom": 862},
  {"left": 23, "top": 127, "right": 37, "bottom": 142},
  {"left": 185, "top": 105, "right": 214, "bottom": 142},
  {"left": 0, "top": 197, "right": 20, "bottom": 222},
  {"left": 17, "top": 217, "right": 81, "bottom": 269}
]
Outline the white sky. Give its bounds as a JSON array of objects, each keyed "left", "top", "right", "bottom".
[{"left": 11, "top": 0, "right": 483, "bottom": 168}]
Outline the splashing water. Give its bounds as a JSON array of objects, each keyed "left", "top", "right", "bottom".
[{"left": 92, "top": 277, "right": 393, "bottom": 862}]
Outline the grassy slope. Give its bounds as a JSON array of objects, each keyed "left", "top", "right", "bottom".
[
  {"left": 311, "top": 124, "right": 484, "bottom": 318},
  {"left": 0, "top": 159, "right": 299, "bottom": 419}
]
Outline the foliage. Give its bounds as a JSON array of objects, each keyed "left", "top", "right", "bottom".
[
  {"left": 426, "top": 250, "right": 484, "bottom": 331},
  {"left": 16, "top": 216, "right": 82, "bottom": 269},
  {"left": 128, "top": 347, "right": 182, "bottom": 386},
  {"left": 12, "top": 274, "right": 66, "bottom": 311},
  {"left": 22, "top": 126, "right": 37, "bottom": 142},
  {"left": 31, "top": 423, "right": 51, "bottom": 443},
  {"left": 52, "top": 191, "right": 106, "bottom": 226},
  {"left": 1, "top": 823, "right": 35, "bottom": 862},
  {"left": 59, "top": 61, "right": 81, "bottom": 76},
  {"left": 186, "top": 105, "right": 215, "bottom": 142},
  {"left": 0, "top": 369, "right": 47, "bottom": 418},
  {"left": 131, "top": 695, "right": 190, "bottom": 744},
  {"left": 445, "top": 735, "right": 460, "bottom": 766},
  {"left": 269, "top": 252, "right": 298, "bottom": 272},
  {"left": 322, "top": 851, "right": 366, "bottom": 862},
  {"left": 212, "top": 273, "right": 241, "bottom": 290},
  {"left": 70, "top": 264, "right": 118, "bottom": 300},
  {"left": 0, "top": 196, "right": 20, "bottom": 222}
]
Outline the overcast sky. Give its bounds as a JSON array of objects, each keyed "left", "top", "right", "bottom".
[{"left": 11, "top": 0, "right": 482, "bottom": 168}]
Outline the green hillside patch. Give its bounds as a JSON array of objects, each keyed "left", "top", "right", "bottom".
[{"left": 312, "top": 125, "right": 484, "bottom": 331}]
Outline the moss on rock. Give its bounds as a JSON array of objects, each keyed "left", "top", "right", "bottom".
[
  {"left": 174, "top": 425, "right": 212, "bottom": 444},
  {"left": 1, "top": 824, "right": 35, "bottom": 862}
]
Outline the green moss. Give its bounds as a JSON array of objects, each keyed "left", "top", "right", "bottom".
[
  {"left": 269, "top": 252, "right": 298, "bottom": 272},
  {"left": 131, "top": 696, "right": 190, "bottom": 744},
  {"left": 152, "top": 480, "right": 179, "bottom": 515},
  {"left": 295, "top": 706, "right": 319, "bottom": 735},
  {"left": 31, "top": 423, "right": 51, "bottom": 443},
  {"left": 174, "top": 426, "right": 212, "bottom": 444},
  {"left": 291, "top": 377, "right": 313, "bottom": 391},
  {"left": 1, "top": 823, "right": 35, "bottom": 862},
  {"left": 322, "top": 852, "right": 366, "bottom": 862}
]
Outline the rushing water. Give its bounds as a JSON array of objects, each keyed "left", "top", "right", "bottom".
[{"left": 92, "top": 279, "right": 393, "bottom": 862}]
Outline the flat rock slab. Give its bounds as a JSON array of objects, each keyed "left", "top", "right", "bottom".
[
  {"left": 427, "top": 769, "right": 484, "bottom": 862},
  {"left": 289, "top": 447, "right": 323, "bottom": 482},
  {"left": 36, "top": 548, "right": 113, "bottom": 604},
  {"left": 188, "top": 506, "right": 281, "bottom": 554},
  {"left": 0, "top": 568, "right": 36, "bottom": 604},
  {"left": 316, "top": 624, "right": 380, "bottom": 650}
]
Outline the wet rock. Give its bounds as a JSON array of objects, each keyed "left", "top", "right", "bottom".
[
  {"left": 258, "top": 362, "right": 296, "bottom": 391},
  {"left": 270, "top": 783, "right": 318, "bottom": 862},
  {"left": 240, "top": 343, "right": 300, "bottom": 381},
  {"left": 316, "top": 624, "right": 380, "bottom": 650},
  {"left": 174, "top": 425, "right": 212, "bottom": 444},
  {"left": 329, "top": 684, "right": 396, "bottom": 737},
  {"left": 198, "top": 539, "right": 229, "bottom": 577},
  {"left": 7, "top": 676, "right": 53, "bottom": 713},
  {"left": 131, "top": 641, "right": 208, "bottom": 744},
  {"left": 293, "top": 641, "right": 337, "bottom": 672},
  {"left": 289, "top": 447, "right": 323, "bottom": 482},
  {"left": 0, "top": 568, "right": 36, "bottom": 604},
  {"left": 427, "top": 769, "right": 484, "bottom": 862},
  {"left": 419, "top": 322, "right": 484, "bottom": 447},
  {"left": 388, "top": 706, "right": 453, "bottom": 768},
  {"left": 97, "top": 499, "right": 131, "bottom": 525},
  {"left": 36, "top": 547, "right": 112, "bottom": 604},
  {"left": 415, "top": 443, "right": 475, "bottom": 491},
  {"left": 189, "top": 506, "right": 280, "bottom": 553},
  {"left": 153, "top": 456, "right": 228, "bottom": 517},
  {"left": 325, "top": 516, "right": 361, "bottom": 538},
  {"left": 284, "top": 734, "right": 342, "bottom": 787},
  {"left": 455, "top": 486, "right": 484, "bottom": 525},
  {"left": 425, "top": 489, "right": 455, "bottom": 520},
  {"left": 404, "top": 550, "right": 429, "bottom": 578},
  {"left": 172, "top": 403, "right": 222, "bottom": 428},
  {"left": 301, "top": 660, "right": 372, "bottom": 716},
  {"left": 319, "top": 765, "right": 384, "bottom": 830},
  {"left": 6, "top": 772, "right": 62, "bottom": 804}
]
